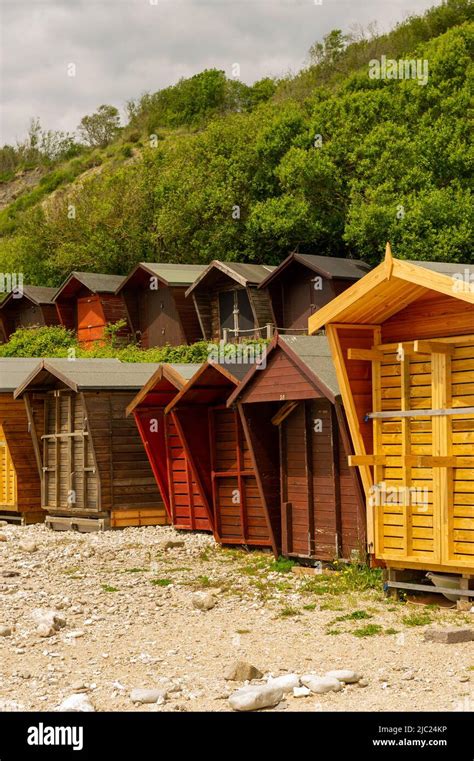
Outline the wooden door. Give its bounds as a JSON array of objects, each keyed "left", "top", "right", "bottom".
[
  {"left": 166, "top": 413, "right": 211, "bottom": 531},
  {"left": 372, "top": 339, "right": 474, "bottom": 571},
  {"left": 0, "top": 425, "right": 16, "bottom": 508},
  {"left": 77, "top": 294, "right": 105, "bottom": 345},
  {"left": 209, "top": 406, "right": 270, "bottom": 546},
  {"left": 43, "top": 391, "right": 98, "bottom": 512}
]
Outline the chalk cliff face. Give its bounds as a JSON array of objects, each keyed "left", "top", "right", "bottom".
[{"left": 0, "top": 167, "right": 44, "bottom": 210}]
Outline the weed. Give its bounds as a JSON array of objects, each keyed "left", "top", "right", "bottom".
[
  {"left": 236, "top": 629, "right": 251, "bottom": 635},
  {"left": 150, "top": 578, "right": 172, "bottom": 587},
  {"left": 123, "top": 567, "right": 146, "bottom": 573},
  {"left": 326, "top": 628, "right": 342, "bottom": 636},
  {"left": 303, "top": 603, "right": 317, "bottom": 611},
  {"left": 279, "top": 606, "right": 300, "bottom": 618},
  {"left": 334, "top": 610, "right": 372, "bottom": 623},
  {"left": 269, "top": 556, "right": 295, "bottom": 574},
  {"left": 102, "top": 584, "right": 119, "bottom": 593},
  {"left": 352, "top": 624, "right": 383, "bottom": 638},
  {"left": 385, "top": 627, "right": 400, "bottom": 635},
  {"left": 401, "top": 611, "right": 432, "bottom": 627}
]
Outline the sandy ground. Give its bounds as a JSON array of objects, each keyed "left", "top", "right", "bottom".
[{"left": 0, "top": 522, "right": 473, "bottom": 713}]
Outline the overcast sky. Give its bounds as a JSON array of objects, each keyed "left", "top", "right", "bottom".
[{"left": 1, "top": 0, "right": 439, "bottom": 145}]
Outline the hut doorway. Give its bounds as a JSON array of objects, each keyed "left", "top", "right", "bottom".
[
  {"left": 369, "top": 339, "right": 474, "bottom": 571},
  {"left": 42, "top": 390, "right": 99, "bottom": 513},
  {"left": 209, "top": 405, "right": 266, "bottom": 545},
  {"left": 0, "top": 427, "right": 16, "bottom": 508},
  {"left": 166, "top": 411, "right": 210, "bottom": 531}
]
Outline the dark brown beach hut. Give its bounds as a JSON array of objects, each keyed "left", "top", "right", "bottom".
[
  {"left": 228, "top": 335, "right": 367, "bottom": 562},
  {"left": 258, "top": 253, "right": 370, "bottom": 335},
  {"left": 116, "top": 263, "right": 206, "bottom": 348},
  {"left": 185, "top": 261, "right": 275, "bottom": 341},
  {"left": 0, "top": 286, "right": 60, "bottom": 343}
]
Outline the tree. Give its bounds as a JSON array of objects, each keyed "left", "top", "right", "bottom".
[
  {"left": 308, "top": 29, "right": 348, "bottom": 68},
  {"left": 78, "top": 105, "right": 121, "bottom": 148}
]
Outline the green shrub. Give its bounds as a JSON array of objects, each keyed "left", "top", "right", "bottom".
[{"left": 0, "top": 325, "right": 78, "bottom": 357}]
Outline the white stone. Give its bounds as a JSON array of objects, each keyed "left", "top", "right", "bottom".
[
  {"left": 325, "top": 669, "right": 360, "bottom": 684},
  {"left": 130, "top": 688, "right": 168, "bottom": 704},
  {"left": 301, "top": 675, "right": 342, "bottom": 694},
  {"left": 192, "top": 592, "right": 216, "bottom": 611},
  {"left": 31, "top": 608, "right": 66, "bottom": 631},
  {"left": 57, "top": 693, "right": 95, "bottom": 712},
  {"left": 293, "top": 686, "right": 311, "bottom": 698},
  {"left": 229, "top": 684, "right": 283, "bottom": 712},
  {"left": 267, "top": 674, "right": 300, "bottom": 693}
]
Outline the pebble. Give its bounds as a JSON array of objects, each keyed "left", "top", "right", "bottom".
[
  {"left": 0, "top": 625, "right": 12, "bottom": 637},
  {"left": 19, "top": 542, "right": 37, "bottom": 553},
  {"left": 301, "top": 675, "right": 343, "bottom": 694},
  {"left": 37, "top": 624, "right": 57, "bottom": 638},
  {"left": 358, "top": 679, "right": 369, "bottom": 688},
  {"left": 57, "top": 693, "right": 95, "bottom": 712},
  {"left": 225, "top": 660, "right": 263, "bottom": 682},
  {"left": 325, "top": 669, "right": 360, "bottom": 684},
  {"left": 192, "top": 592, "right": 217, "bottom": 611},
  {"left": 32, "top": 609, "right": 67, "bottom": 632},
  {"left": 229, "top": 684, "right": 283, "bottom": 712},
  {"left": 267, "top": 674, "right": 300, "bottom": 693},
  {"left": 130, "top": 688, "right": 168, "bottom": 704},
  {"left": 293, "top": 686, "right": 311, "bottom": 698},
  {"left": 0, "top": 534, "right": 7, "bottom": 542}
]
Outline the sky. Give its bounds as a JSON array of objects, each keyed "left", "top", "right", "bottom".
[{"left": 1, "top": 0, "right": 440, "bottom": 145}]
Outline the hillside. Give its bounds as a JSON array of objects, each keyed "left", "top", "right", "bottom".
[{"left": 0, "top": 0, "right": 472, "bottom": 287}]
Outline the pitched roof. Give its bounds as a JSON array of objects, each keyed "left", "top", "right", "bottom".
[
  {"left": 227, "top": 334, "right": 340, "bottom": 405},
  {"left": 258, "top": 252, "right": 371, "bottom": 288},
  {"left": 126, "top": 362, "right": 203, "bottom": 416},
  {"left": 165, "top": 359, "right": 256, "bottom": 412},
  {"left": 186, "top": 261, "right": 275, "bottom": 296},
  {"left": 116, "top": 263, "right": 207, "bottom": 293},
  {"left": 309, "top": 245, "right": 474, "bottom": 332},
  {"left": 14, "top": 359, "right": 162, "bottom": 398},
  {"left": 0, "top": 285, "right": 57, "bottom": 309},
  {"left": 0, "top": 358, "right": 44, "bottom": 392},
  {"left": 53, "top": 272, "right": 125, "bottom": 301}
]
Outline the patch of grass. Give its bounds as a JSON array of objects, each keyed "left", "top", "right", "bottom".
[
  {"left": 352, "top": 624, "right": 383, "bottom": 638},
  {"left": 279, "top": 606, "right": 300, "bottom": 618},
  {"left": 236, "top": 629, "right": 251, "bottom": 634},
  {"left": 320, "top": 600, "right": 344, "bottom": 611},
  {"left": 385, "top": 627, "right": 400, "bottom": 635},
  {"left": 63, "top": 567, "right": 81, "bottom": 575},
  {"left": 102, "top": 584, "right": 119, "bottom": 593},
  {"left": 334, "top": 610, "right": 372, "bottom": 623},
  {"left": 275, "top": 581, "right": 293, "bottom": 592},
  {"left": 401, "top": 611, "right": 432, "bottom": 627},
  {"left": 269, "top": 556, "right": 295, "bottom": 574},
  {"left": 199, "top": 548, "right": 211, "bottom": 561},
  {"left": 303, "top": 603, "right": 317, "bottom": 611},
  {"left": 150, "top": 578, "right": 173, "bottom": 587},
  {"left": 123, "top": 567, "right": 147, "bottom": 573},
  {"left": 326, "top": 628, "right": 342, "bottom": 636}
]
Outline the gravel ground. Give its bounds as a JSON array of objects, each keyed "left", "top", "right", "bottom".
[{"left": 0, "top": 522, "right": 473, "bottom": 713}]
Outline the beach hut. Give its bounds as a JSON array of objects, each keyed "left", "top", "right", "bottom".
[
  {"left": 0, "top": 286, "right": 60, "bottom": 343},
  {"left": 227, "top": 335, "right": 366, "bottom": 561},
  {"left": 308, "top": 244, "right": 474, "bottom": 584},
  {"left": 116, "top": 263, "right": 206, "bottom": 348},
  {"left": 185, "top": 261, "right": 275, "bottom": 342},
  {"left": 53, "top": 272, "right": 130, "bottom": 347},
  {"left": 258, "top": 253, "right": 370, "bottom": 335},
  {"left": 0, "top": 358, "right": 44, "bottom": 523},
  {"left": 166, "top": 361, "right": 280, "bottom": 552},
  {"left": 125, "top": 363, "right": 210, "bottom": 531},
  {"left": 14, "top": 359, "right": 168, "bottom": 531}
]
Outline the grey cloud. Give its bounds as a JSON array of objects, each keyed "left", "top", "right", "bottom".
[{"left": 1, "top": 0, "right": 438, "bottom": 144}]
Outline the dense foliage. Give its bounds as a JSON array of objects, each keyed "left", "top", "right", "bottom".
[{"left": 0, "top": 0, "right": 472, "bottom": 287}]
